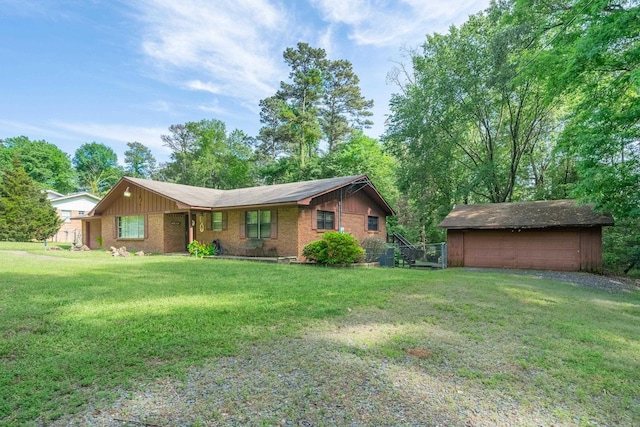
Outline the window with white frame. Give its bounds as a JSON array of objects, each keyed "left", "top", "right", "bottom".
[
  {"left": 117, "top": 215, "right": 145, "bottom": 239},
  {"left": 246, "top": 210, "right": 271, "bottom": 238},
  {"left": 61, "top": 210, "right": 71, "bottom": 222}
]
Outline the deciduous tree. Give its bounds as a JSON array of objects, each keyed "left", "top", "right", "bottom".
[
  {"left": 72, "top": 142, "right": 122, "bottom": 195},
  {"left": 516, "top": 0, "right": 640, "bottom": 272},
  {"left": 0, "top": 136, "right": 75, "bottom": 193},
  {"left": 384, "top": 2, "right": 559, "bottom": 238}
]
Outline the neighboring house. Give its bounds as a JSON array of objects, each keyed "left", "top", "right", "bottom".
[
  {"left": 80, "top": 175, "right": 394, "bottom": 259},
  {"left": 46, "top": 190, "right": 101, "bottom": 243},
  {"left": 439, "top": 200, "right": 614, "bottom": 272}
]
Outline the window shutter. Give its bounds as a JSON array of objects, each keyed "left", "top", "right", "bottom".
[
  {"left": 311, "top": 208, "right": 317, "bottom": 230},
  {"left": 271, "top": 209, "right": 278, "bottom": 239},
  {"left": 113, "top": 217, "right": 118, "bottom": 239},
  {"left": 206, "top": 213, "right": 211, "bottom": 231},
  {"left": 144, "top": 215, "right": 149, "bottom": 238},
  {"left": 222, "top": 211, "right": 228, "bottom": 231},
  {"left": 239, "top": 211, "right": 246, "bottom": 238}
]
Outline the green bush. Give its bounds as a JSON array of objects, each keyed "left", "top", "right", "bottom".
[
  {"left": 302, "top": 231, "right": 365, "bottom": 265},
  {"left": 187, "top": 240, "right": 216, "bottom": 258},
  {"left": 301, "top": 240, "right": 325, "bottom": 263}
]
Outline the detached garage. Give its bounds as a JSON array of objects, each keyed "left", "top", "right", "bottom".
[{"left": 439, "top": 200, "right": 614, "bottom": 272}]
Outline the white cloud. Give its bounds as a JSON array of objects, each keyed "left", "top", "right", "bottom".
[
  {"left": 147, "top": 100, "right": 173, "bottom": 113},
  {"left": 0, "top": 119, "right": 70, "bottom": 141},
  {"left": 309, "top": 0, "right": 489, "bottom": 47},
  {"left": 49, "top": 121, "right": 168, "bottom": 154},
  {"left": 185, "top": 80, "right": 222, "bottom": 95},
  {"left": 1, "top": 119, "right": 172, "bottom": 163},
  {"left": 131, "top": 0, "right": 290, "bottom": 105}
]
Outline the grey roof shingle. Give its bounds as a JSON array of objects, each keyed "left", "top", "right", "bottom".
[
  {"left": 94, "top": 175, "right": 393, "bottom": 214},
  {"left": 125, "top": 175, "right": 363, "bottom": 208},
  {"left": 208, "top": 175, "right": 366, "bottom": 208},
  {"left": 125, "top": 177, "right": 225, "bottom": 207},
  {"left": 439, "top": 200, "right": 614, "bottom": 229}
]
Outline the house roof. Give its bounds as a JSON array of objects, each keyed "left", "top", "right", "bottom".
[
  {"left": 91, "top": 175, "right": 394, "bottom": 216},
  {"left": 439, "top": 200, "right": 614, "bottom": 230},
  {"left": 46, "top": 190, "right": 64, "bottom": 200},
  {"left": 49, "top": 191, "right": 101, "bottom": 202}
]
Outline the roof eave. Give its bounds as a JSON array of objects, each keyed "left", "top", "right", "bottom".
[{"left": 441, "top": 223, "right": 614, "bottom": 230}]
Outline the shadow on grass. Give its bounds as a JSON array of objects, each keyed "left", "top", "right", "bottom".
[{"left": 0, "top": 254, "right": 638, "bottom": 425}]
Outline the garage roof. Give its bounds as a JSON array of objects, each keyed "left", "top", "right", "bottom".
[{"left": 439, "top": 200, "right": 614, "bottom": 230}]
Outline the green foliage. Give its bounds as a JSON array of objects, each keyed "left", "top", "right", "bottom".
[
  {"left": 0, "top": 158, "right": 63, "bottom": 241},
  {"left": 603, "top": 218, "right": 640, "bottom": 275},
  {"left": 320, "top": 59, "right": 374, "bottom": 151},
  {"left": 257, "top": 42, "right": 374, "bottom": 173},
  {"left": 160, "top": 120, "right": 257, "bottom": 188},
  {"left": 0, "top": 136, "right": 76, "bottom": 193},
  {"left": 124, "top": 141, "right": 157, "bottom": 179},
  {"left": 187, "top": 240, "right": 216, "bottom": 258},
  {"left": 72, "top": 142, "right": 122, "bottom": 195},
  {"left": 513, "top": 0, "right": 640, "bottom": 272},
  {"left": 96, "top": 235, "right": 103, "bottom": 248},
  {"left": 301, "top": 240, "right": 325, "bottom": 262},
  {"left": 384, "top": 2, "right": 561, "bottom": 243},
  {"left": 322, "top": 132, "right": 398, "bottom": 205},
  {"left": 302, "top": 231, "right": 365, "bottom": 265}
]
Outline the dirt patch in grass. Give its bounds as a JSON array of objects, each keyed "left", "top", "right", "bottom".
[{"left": 51, "top": 302, "right": 638, "bottom": 426}]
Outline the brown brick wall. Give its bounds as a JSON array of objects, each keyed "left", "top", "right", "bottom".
[
  {"left": 82, "top": 219, "right": 103, "bottom": 249},
  {"left": 187, "top": 206, "right": 300, "bottom": 257},
  {"left": 51, "top": 211, "right": 83, "bottom": 243},
  {"left": 298, "top": 207, "right": 326, "bottom": 259},
  {"left": 297, "top": 191, "right": 388, "bottom": 260}
]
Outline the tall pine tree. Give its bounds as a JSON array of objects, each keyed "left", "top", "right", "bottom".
[{"left": 0, "top": 158, "right": 62, "bottom": 241}]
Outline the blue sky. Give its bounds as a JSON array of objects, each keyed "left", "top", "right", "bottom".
[{"left": 1, "top": 0, "right": 489, "bottom": 164}]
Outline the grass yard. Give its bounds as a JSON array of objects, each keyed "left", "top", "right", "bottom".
[{"left": 0, "top": 242, "right": 638, "bottom": 426}]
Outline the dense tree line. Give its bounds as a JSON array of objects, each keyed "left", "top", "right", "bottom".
[{"left": 384, "top": 0, "right": 639, "bottom": 272}]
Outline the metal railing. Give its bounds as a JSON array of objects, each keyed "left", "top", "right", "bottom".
[{"left": 387, "top": 233, "right": 447, "bottom": 269}]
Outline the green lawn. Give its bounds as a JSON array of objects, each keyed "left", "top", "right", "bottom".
[{"left": 0, "top": 242, "right": 638, "bottom": 425}]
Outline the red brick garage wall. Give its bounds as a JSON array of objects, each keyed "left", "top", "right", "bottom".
[{"left": 447, "top": 227, "right": 604, "bottom": 272}]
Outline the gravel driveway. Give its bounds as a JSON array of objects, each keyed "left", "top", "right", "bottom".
[{"left": 462, "top": 267, "right": 640, "bottom": 293}]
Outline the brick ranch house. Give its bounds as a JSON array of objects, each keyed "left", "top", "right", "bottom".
[
  {"left": 439, "top": 200, "right": 614, "bottom": 272},
  {"left": 80, "top": 175, "right": 394, "bottom": 259}
]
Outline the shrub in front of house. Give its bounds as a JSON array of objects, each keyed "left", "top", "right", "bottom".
[
  {"left": 302, "top": 231, "right": 365, "bottom": 265},
  {"left": 188, "top": 240, "right": 216, "bottom": 258}
]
